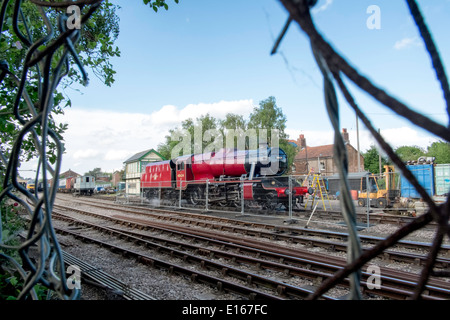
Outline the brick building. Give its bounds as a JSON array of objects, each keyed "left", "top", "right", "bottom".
[
  {"left": 292, "top": 129, "right": 364, "bottom": 176},
  {"left": 112, "top": 170, "right": 123, "bottom": 188}
]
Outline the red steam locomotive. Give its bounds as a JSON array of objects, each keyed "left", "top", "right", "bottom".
[{"left": 141, "top": 147, "right": 312, "bottom": 210}]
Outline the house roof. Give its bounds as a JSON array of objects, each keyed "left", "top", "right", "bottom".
[
  {"left": 59, "top": 169, "right": 80, "bottom": 179},
  {"left": 123, "top": 149, "right": 165, "bottom": 164},
  {"left": 295, "top": 144, "right": 334, "bottom": 160}
]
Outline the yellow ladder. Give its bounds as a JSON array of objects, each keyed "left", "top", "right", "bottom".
[{"left": 304, "top": 174, "right": 332, "bottom": 211}]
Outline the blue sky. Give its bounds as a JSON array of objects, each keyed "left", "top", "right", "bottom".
[{"left": 22, "top": 0, "right": 450, "bottom": 177}]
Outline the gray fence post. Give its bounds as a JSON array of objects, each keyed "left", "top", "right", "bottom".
[{"left": 205, "top": 179, "right": 209, "bottom": 212}]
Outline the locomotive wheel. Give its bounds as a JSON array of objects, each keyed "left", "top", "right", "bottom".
[
  {"left": 230, "top": 199, "right": 240, "bottom": 207},
  {"left": 263, "top": 193, "right": 277, "bottom": 211},
  {"left": 189, "top": 188, "right": 201, "bottom": 205},
  {"left": 218, "top": 200, "right": 227, "bottom": 207}
]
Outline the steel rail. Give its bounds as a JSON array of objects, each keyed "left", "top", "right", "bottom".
[
  {"left": 58, "top": 198, "right": 445, "bottom": 249},
  {"left": 54, "top": 225, "right": 327, "bottom": 300},
  {"left": 62, "top": 250, "right": 155, "bottom": 300},
  {"left": 84, "top": 189, "right": 436, "bottom": 227},
  {"left": 66, "top": 196, "right": 430, "bottom": 228},
  {"left": 53, "top": 202, "right": 450, "bottom": 267},
  {"left": 52, "top": 210, "right": 450, "bottom": 300},
  {"left": 51, "top": 201, "right": 450, "bottom": 256}
]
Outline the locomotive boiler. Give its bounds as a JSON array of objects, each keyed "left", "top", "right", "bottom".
[{"left": 141, "top": 147, "right": 312, "bottom": 211}]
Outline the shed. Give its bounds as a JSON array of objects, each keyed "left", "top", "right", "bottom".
[
  {"left": 123, "top": 149, "right": 165, "bottom": 195},
  {"left": 326, "top": 172, "right": 370, "bottom": 197}
]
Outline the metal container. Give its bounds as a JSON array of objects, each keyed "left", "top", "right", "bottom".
[
  {"left": 58, "top": 178, "right": 67, "bottom": 189},
  {"left": 400, "top": 164, "right": 435, "bottom": 199},
  {"left": 435, "top": 164, "right": 450, "bottom": 196}
]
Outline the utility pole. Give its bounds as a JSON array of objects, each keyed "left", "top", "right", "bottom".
[
  {"left": 378, "top": 128, "right": 382, "bottom": 177},
  {"left": 356, "top": 114, "right": 361, "bottom": 172}
]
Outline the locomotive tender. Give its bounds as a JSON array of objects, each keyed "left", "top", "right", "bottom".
[{"left": 141, "top": 147, "right": 312, "bottom": 210}]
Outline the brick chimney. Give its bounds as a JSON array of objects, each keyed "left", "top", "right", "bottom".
[
  {"left": 342, "top": 128, "right": 349, "bottom": 144},
  {"left": 297, "top": 134, "right": 307, "bottom": 148}
]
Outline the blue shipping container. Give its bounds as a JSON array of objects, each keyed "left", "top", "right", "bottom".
[{"left": 400, "top": 164, "right": 435, "bottom": 199}]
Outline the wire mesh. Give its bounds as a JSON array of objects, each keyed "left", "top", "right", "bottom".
[
  {"left": 276, "top": 0, "right": 450, "bottom": 299},
  {"left": 0, "top": 0, "right": 102, "bottom": 300},
  {"left": 0, "top": 0, "right": 449, "bottom": 300}
]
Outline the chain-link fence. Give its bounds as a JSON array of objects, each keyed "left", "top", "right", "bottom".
[
  {"left": 276, "top": 0, "right": 450, "bottom": 299},
  {"left": 0, "top": 0, "right": 103, "bottom": 300},
  {"left": 1, "top": 0, "right": 449, "bottom": 300}
]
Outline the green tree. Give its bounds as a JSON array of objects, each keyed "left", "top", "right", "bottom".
[
  {"left": 0, "top": 1, "right": 123, "bottom": 165},
  {"left": 362, "top": 145, "right": 389, "bottom": 174},
  {"left": 248, "top": 96, "right": 287, "bottom": 145},
  {"left": 247, "top": 96, "right": 296, "bottom": 172},
  {"left": 0, "top": 0, "right": 179, "bottom": 301},
  {"left": 219, "top": 113, "right": 248, "bottom": 150},
  {"left": 158, "top": 97, "right": 296, "bottom": 173},
  {"left": 157, "top": 114, "right": 221, "bottom": 159},
  {"left": 394, "top": 145, "right": 426, "bottom": 162},
  {"left": 426, "top": 141, "right": 450, "bottom": 164},
  {"left": 0, "top": 0, "right": 179, "bottom": 167}
]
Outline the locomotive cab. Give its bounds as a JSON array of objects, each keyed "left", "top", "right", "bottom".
[
  {"left": 266, "top": 147, "right": 287, "bottom": 176},
  {"left": 244, "top": 147, "right": 287, "bottom": 177},
  {"left": 175, "top": 155, "right": 194, "bottom": 189}
]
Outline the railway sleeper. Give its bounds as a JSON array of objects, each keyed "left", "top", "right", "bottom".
[
  {"left": 221, "top": 267, "right": 228, "bottom": 276},
  {"left": 196, "top": 248, "right": 211, "bottom": 256},
  {"left": 276, "top": 285, "right": 286, "bottom": 296},
  {"left": 283, "top": 268, "right": 291, "bottom": 277},
  {"left": 313, "top": 276, "right": 323, "bottom": 287},
  {"left": 138, "top": 256, "right": 154, "bottom": 267}
]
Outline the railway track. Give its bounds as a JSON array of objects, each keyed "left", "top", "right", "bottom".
[
  {"left": 53, "top": 213, "right": 334, "bottom": 300},
  {"left": 95, "top": 193, "right": 434, "bottom": 229},
  {"left": 62, "top": 250, "right": 155, "bottom": 300},
  {"left": 109, "top": 193, "right": 438, "bottom": 228},
  {"left": 51, "top": 199, "right": 450, "bottom": 300},
  {"left": 54, "top": 198, "right": 450, "bottom": 267}
]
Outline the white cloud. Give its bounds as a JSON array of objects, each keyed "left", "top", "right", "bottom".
[
  {"left": 143, "top": 99, "right": 255, "bottom": 128},
  {"left": 376, "top": 127, "right": 438, "bottom": 150},
  {"left": 18, "top": 97, "right": 439, "bottom": 179},
  {"left": 73, "top": 149, "right": 101, "bottom": 160},
  {"left": 394, "top": 37, "right": 422, "bottom": 50},
  {"left": 312, "top": 0, "right": 333, "bottom": 14},
  {"left": 49, "top": 99, "right": 255, "bottom": 175},
  {"left": 104, "top": 150, "right": 132, "bottom": 161}
]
